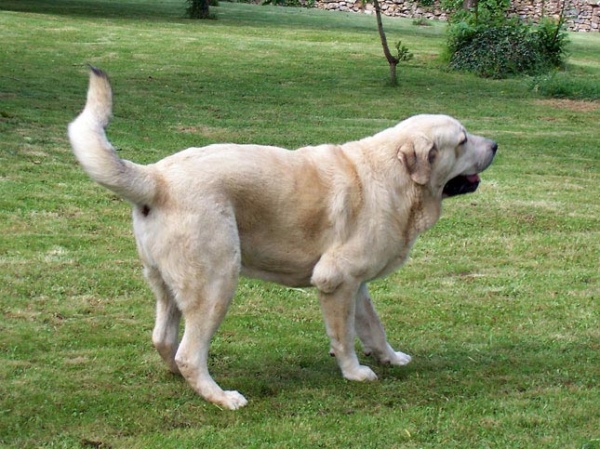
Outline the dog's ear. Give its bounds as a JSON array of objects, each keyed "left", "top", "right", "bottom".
[{"left": 398, "top": 136, "right": 434, "bottom": 185}]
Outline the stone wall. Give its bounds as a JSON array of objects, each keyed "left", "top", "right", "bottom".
[
  {"left": 315, "top": 0, "right": 600, "bottom": 32},
  {"left": 510, "top": 0, "right": 600, "bottom": 31}
]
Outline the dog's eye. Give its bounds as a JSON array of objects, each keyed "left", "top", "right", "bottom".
[
  {"left": 459, "top": 135, "right": 468, "bottom": 146},
  {"left": 428, "top": 146, "right": 438, "bottom": 164}
]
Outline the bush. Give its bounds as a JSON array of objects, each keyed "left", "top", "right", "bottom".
[
  {"left": 445, "top": 17, "right": 568, "bottom": 79},
  {"left": 412, "top": 18, "right": 432, "bottom": 26},
  {"left": 535, "top": 19, "right": 569, "bottom": 68}
]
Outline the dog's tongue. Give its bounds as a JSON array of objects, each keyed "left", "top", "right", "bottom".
[{"left": 466, "top": 174, "right": 480, "bottom": 183}]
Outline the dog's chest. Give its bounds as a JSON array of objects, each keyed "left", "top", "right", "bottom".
[{"left": 371, "top": 240, "right": 416, "bottom": 280}]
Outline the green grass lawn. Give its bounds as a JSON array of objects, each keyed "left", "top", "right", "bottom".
[{"left": 1, "top": 1, "right": 599, "bottom": 447}]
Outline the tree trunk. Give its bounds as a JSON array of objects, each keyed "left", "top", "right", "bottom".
[
  {"left": 187, "top": 0, "right": 210, "bottom": 19},
  {"left": 199, "top": 0, "right": 210, "bottom": 19},
  {"left": 389, "top": 61, "right": 397, "bottom": 86}
]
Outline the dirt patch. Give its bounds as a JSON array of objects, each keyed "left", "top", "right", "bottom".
[{"left": 534, "top": 99, "right": 600, "bottom": 113}]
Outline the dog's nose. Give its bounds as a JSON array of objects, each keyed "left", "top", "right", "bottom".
[{"left": 491, "top": 142, "right": 498, "bottom": 154}]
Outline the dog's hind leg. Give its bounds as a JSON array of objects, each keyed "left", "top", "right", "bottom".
[
  {"left": 354, "top": 283, "right": 411, "bottom": 367},
  {"left": 165, "top": 221, "right": 246, "bottom": 410},
  {"left": 146, "top": 266, "right": 182, "bottom": 375},
  {"left": 173, "top": 270, "right": 247, "bottom": 410}
]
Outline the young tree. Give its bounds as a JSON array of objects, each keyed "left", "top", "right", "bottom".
[{"left": 370, "top": 0, "right": 413, "bottom": 86}]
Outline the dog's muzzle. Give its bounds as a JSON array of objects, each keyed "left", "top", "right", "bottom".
[{"left": 443, "top": 141, "right": 498, "bottom": 198}]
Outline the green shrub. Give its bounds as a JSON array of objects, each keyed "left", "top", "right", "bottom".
[
  {"left": 412, "top": 18, "right": 432, "bottom": 26},
  {"left": 442, "top": 0, "right": 510, "bottom": 26},
  {"left": 535, "top": 18, "right": 569, "bottom": 68},
  {"left": 446, "top": 18, "right": 568, "bottom": 79}
]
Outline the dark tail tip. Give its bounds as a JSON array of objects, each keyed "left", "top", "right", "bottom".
[{"left": 87, "top": 64, "right": 108, "bottom": 79}]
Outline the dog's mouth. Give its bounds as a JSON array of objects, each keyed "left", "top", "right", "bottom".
[{"left": 443, "top": 174, "right": 481, "bottom": 198}]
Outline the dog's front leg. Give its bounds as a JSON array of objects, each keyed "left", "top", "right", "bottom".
[
  {"left": 317, "top": 281, "right": 378, "bottom": 382},
  {"left": 355, "top": 283, "right": 412, "bottom": 366}
]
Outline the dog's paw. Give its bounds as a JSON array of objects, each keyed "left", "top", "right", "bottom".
[
  {"left": 389, "top": 351, "right": 412, "bottom": 366},
  {"left": 343, "top": 365, "right": 378, "bottom": 382},
  {"left": 215, "top": 390, "right": 248, "bottom": 410}
]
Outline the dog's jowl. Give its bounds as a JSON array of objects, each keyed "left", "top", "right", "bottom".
[{"left": 69, "top": 67, "right": 497, "bottom": 410}]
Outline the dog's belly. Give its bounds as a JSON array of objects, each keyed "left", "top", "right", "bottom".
[
  {"left": 240, "top": 265, "right": 314, "bottom": 288},
  {"left": 239, "top": 249, "right": 319, "bottom": 288}
]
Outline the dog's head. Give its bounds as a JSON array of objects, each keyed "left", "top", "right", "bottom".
[{"left": 396, "top": 115, "right": 497, "bottom": 199}]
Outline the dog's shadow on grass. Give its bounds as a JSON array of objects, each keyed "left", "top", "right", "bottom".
[{"left": 203, "top": 337, "right": 587, "bottom": 407}]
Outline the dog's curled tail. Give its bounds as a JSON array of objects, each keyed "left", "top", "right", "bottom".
[{"left": 68, "top": 67, "right": 158, "bottom": 206}]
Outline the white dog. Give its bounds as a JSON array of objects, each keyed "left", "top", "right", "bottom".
[{"left": 69, "top": 67, "right": 497, "bottom": 409}]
